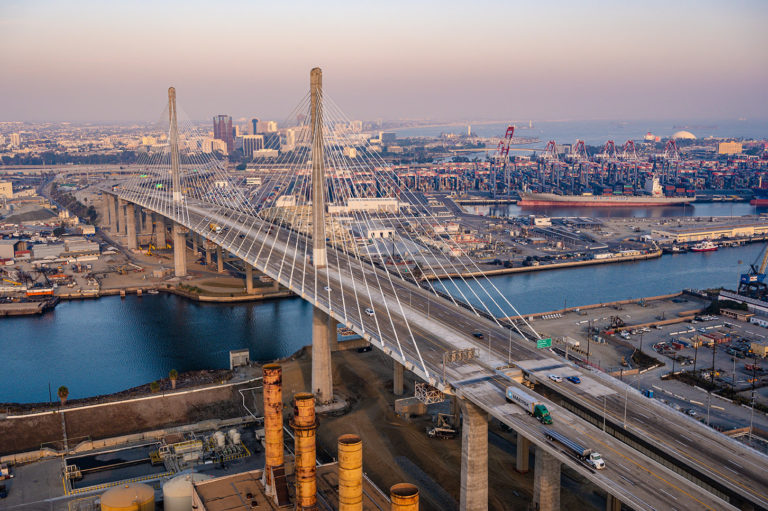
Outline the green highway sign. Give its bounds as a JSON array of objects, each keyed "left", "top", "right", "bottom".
[{"left": 537, "top": 338, "right": 552, "bottom": 349}]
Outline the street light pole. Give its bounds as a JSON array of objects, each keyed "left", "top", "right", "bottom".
[{"left": 602, "top": 395, "right": 607, "bottom": 431}]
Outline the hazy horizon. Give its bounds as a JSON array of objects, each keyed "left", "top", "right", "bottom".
[{"left": 2, "top": 0, "right": 767, "bottom": 123}]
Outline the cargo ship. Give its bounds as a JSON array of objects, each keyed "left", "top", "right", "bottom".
[{"left": 518, "top": 177, "right": 693, "bottom": 207}]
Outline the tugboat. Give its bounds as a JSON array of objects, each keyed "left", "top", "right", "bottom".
[{"left": 691, "top": 241, "right": 718, "bottom": 252}]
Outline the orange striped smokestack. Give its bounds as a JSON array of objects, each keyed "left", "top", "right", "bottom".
[
  {"left": 337, "top": 434, "right": 363, "bottom": 511},
  {"left": 390, "top": 483, "right": 419, "bottom": 511},
  {"left": 263, "top": 364, "right": 284, "bottom": 490},
  {"left": 291, "top": 392, "right": 319, "bottom": 511}
]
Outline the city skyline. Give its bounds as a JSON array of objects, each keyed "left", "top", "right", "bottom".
[{"left": 1, "top": 0, "right": 767, "bottom": 123}]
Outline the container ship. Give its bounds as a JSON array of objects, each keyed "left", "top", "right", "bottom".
[{"left": 518, "top": 177, "right": 693, "bottom": 207}]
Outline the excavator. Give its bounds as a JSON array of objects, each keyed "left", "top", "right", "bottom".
[{"left": 738, "top": 242, "right": 768, "bottom": 299}]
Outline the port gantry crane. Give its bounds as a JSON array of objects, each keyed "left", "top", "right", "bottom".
[
  {"left": 490, "top": 125, "right": 514, "bottom": 197},
  {"left": 738, "top": 242, "right": 768, "bottom": 299}
]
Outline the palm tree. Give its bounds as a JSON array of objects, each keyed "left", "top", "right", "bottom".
[
  {"left": 150, "top": 381, "right": 160, "bottom": 393},
  {"left": 57, "top": 386, "right": 69, "bottom": 407},
  {"left": 169, "top": 369, "right": 178, "bottom": 390}
]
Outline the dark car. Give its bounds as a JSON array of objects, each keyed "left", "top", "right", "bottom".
[
  {"left": 472, "top": 332, "right": 484, "bottom": 339},
  {"left": 566, "top": 376, "right": 581, "bottom": 384}
]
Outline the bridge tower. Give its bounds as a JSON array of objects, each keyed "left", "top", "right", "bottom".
[
  {"left": 309, "top": 68, "right": 335, "bottom": 405},
  {"left": 168, "top": 87, "right": 187, "bottom": 277},
  {"left": 310, "top": 67, "right": 327, "bottom": 269}
]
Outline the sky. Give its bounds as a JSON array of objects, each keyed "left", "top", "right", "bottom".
[{"left": 1, "top": 0, "right": 767, "bottom": 123}]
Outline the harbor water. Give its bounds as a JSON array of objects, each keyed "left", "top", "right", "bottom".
[{"left": 2, "top": 243, "right": 764, "bottom": 403}]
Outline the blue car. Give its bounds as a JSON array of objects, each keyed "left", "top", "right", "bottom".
[{"left": 566, "top": 376, "right": 581, "bottom": 384}]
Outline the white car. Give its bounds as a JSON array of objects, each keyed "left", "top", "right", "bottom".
[
  {"left": 365, "top": 308, "right": 375, "bottom": 316},
  {"left": 548, "top": 374, "right": 563, "bottom": 383},
  {"left": 323, "top": 286, "right": 331, "bottom": 291}
]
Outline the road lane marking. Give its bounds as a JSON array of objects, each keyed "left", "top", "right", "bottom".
[{"left": 582, "top": 429, "right": 716, "bottom": 510}]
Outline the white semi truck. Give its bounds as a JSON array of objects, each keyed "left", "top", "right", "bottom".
[
  {"left": 505, "top": 387, "right": 553, "bottom": 424},
  {"left": 543, "top": 428, "right": 605, "bottom": 470}
]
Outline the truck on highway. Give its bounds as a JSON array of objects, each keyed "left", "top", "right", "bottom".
[
  {"left": 542, "top": 428, "right": 605, "bottom": 469},
  {"left": 505, "top": 387, "right": 553, "bottom": 424},
  {"left": 209, "top": 223, "right": 222, "bottom": 233}
]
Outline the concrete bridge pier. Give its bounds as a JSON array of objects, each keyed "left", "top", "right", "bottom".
[
  {"left": 515, "top": 433, "right": 530, "bottom": 473},
  {"left": 245, "top": 264, "right": 254, "bottom": 294},
  {"left": 192, "top": 233, "right": 198, "bottom": 256},
  {"left": 205, "top": 241, "right": 213, "bottom": 266},
  {"left": 605, "top": 494, "right": 621, "bottom": 511},
  {"left": 216, "top": 246, "right": 224, "bottom": 273},
  {"left": 393, "top": 361, "right": 404, "bottom": 396},
  {"left": 117, "top": 198, "right": 127, "bottom": 235},
  {"left": 125, "top": 204, "right": 137, "bottom": 250},
  {"left": 533, "top": 447, "right": 561, "bottom": 511},
  {"left": 312, "top": 307, "right": 334, "bottom": 404},
  {"left": 101, "top": 194, "right": 112, "bottom": 230},
  {"left": 460, "top": 400, "right": 488, "bottom": 511},
  {"left": 172, "top": 222, "right": 187, "bottom": 277},
  {"left": 154, "top": 214, "right": 166, "bottom": 248}
]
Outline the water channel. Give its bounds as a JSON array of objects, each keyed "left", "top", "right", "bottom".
[{"left": 3, "top": 241, "right": 763, "bottom": 403}]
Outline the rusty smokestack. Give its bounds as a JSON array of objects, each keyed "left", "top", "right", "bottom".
[
  {"left": 390, "top": 483, "right": 419, "bottom": 511},
  {"left": 291, "top": 392, "right": 319, "bottom": 511},
  {"left": 337, "top": 434, "right": 363, "bottom": 511},
  {"left": 263, "top": 364, "right": 284, "bottom": 495}
]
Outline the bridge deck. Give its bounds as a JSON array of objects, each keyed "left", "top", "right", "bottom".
[{"left": 108, "top": 187, "right": 766, "bottom": 511}]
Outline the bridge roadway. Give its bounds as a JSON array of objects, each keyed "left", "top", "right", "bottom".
[{"left": 110, "top": 187, "right": 764, "bottom": 510}]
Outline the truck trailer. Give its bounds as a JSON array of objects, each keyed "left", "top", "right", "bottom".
[
  {"left": 543, "top": 428, "right": 605, "bottom": 469},
  {"left": 505, "top": 387, "right": 553, "bottom": 424}
]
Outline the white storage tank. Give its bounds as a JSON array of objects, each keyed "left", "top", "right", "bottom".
[
  {"left": 228, "top": 428, "right": 240, "bottom": 444},
  {"left": 162, "top": 473, "right": 212, "bottom": 511},
  {"left": 214, "top": 431, "right": 226, "bottom": 448}
]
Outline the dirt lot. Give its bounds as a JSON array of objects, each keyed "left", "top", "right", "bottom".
[{"left": 311, "top": 349, "right": 604, "bottom": 511}]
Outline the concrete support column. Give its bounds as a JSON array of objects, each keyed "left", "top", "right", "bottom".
[
  {"left": 154, "top": 214, "right": 166, "bottom": 248},
  {"left": 117, "top": 198, "right": 126, "bottom": 235},
  {"left": 101, "top": 195, "right": 111, "bottom": 228},
  {"left": 533, "top": 447, "right": 561, "bottom": 511},
  {"left": 516, "top": 434, "right": 530, "bottom": 473},
  {"left": 172, "top": 222, "right": 187, "bottom": 277},
  {"left": 327, "top": 315, "right": 338, "bottom": 352},
  {"left": 245, "top": 264, "right": 254, "bottom": 294},
  {"left": 216, "top": 246, "right": 224, "bottom": 273},
  {"left": 312, "top": 307, "right": 333, "bottom": 405},
  {"left": 606, "top": 494, "right": 621, "bottom": 511},
  {"left": 393, "top": 361, "right": 404, "bottom": 396},
  {"left": 205, "top": 244, "right": 212, "bottom": 266},
  {"left": 460, "top": 400, "right": 488, "bottom": 511},
  {"left": 192, "top": 233, "right": 198, "bottom": 256},
  {"left": 125, "top": 203, "right": 137, "bottom": 250}
]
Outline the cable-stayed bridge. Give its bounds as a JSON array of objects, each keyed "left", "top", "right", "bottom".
[{"left": 96, "top": 69, "right": 767, "bottom": 511}]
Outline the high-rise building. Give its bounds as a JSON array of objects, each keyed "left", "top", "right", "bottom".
[
  {"left": 251, "top": 118, "right": 259, "bottom": 135},
  {"left": 241, "top": 134, "right": 264, "bottom": 157},
  {"left": 213, "top": 115, "right": 234, "bottom": 152},
  {"left": 10, "top": 133, "right": 21, "bottom": 147}
]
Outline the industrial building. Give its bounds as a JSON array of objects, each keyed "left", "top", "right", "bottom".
[
  {"left": 718, "top": 141, "right": 743, "bottom": 155},
  {"left": 652, "top": 222, "right": 768, "bottom": 243}
]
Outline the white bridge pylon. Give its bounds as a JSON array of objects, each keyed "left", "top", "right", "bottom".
[{"left": 112, "top": 69, "right": 540, "bottom": 389}]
